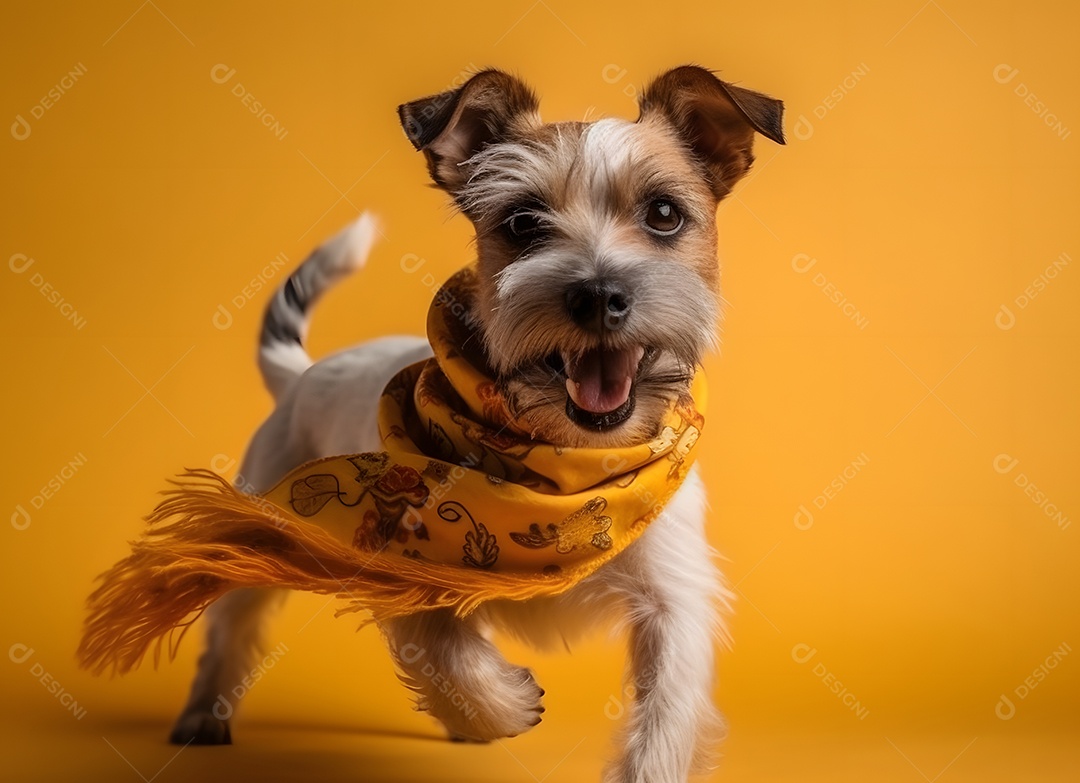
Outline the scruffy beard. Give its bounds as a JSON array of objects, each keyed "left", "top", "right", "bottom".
[
  {"left": 497, "top": 345, "right": 698, "bottom": 449},
  {"left": 470, "top": 257, "right": 716, "bottom": 448}
]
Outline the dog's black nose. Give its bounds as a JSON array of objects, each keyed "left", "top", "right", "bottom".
[{"left": 566, "top": 280, "right": 631, "bottom": 331}]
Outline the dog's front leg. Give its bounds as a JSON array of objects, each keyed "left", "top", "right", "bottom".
[
  {"left": 605, "top": 470, "right": 727, "bottom": 783},
  {"left": 382, "top": 608, "right": 544, "bottom": 742}
]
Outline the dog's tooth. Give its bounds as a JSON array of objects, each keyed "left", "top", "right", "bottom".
[{"left": 565, "top": 378, "right": 581, "bottom": 406}]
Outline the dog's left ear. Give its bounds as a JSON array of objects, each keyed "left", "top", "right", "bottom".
[
  {"left": 398, "top": 69, "right": 540, "bottom": 193},
  {"left": 639, "top": 66, "right": 785, "bottom": 199}
]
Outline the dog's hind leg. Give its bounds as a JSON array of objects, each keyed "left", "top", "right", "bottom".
[
  {"left": 382, "top": 609, "right": 545, "bottom": 742},
  {"left": 168, "top": 587, "right": 287, "bottom": 744},
  {"left": 169, "top": 409, "right": 302, "bottom": 745}
]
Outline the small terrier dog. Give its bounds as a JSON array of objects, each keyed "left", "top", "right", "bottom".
[{"left": 170, "top": 66, "right": 784, "bottom": 782}]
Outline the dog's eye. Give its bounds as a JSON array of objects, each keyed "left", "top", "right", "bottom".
[
  {"left": 644, "top": 200, "right": 683, "bottom": 235},
  {"left": 503, "top": 210, "right": 543, "bottom": 240}
]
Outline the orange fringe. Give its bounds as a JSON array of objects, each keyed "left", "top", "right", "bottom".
[{"left": 77, "top": 469, "right": 577, "bottom": 676}]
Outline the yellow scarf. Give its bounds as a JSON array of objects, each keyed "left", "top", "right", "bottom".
[{"left": 78, "top": 267, "right": 705, "bottom": 674}]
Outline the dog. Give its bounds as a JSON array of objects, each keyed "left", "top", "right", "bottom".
[{"left": 168, "top": 66, "right": 784, "bottom": 782}]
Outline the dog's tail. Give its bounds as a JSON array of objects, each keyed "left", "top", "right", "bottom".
[{"left": 258, "top": 213, "right": 379, "bottom": 399}]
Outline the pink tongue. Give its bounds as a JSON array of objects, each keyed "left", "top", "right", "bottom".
[{"left": 565, "top": 346, "right": 645, "bottom": 414}]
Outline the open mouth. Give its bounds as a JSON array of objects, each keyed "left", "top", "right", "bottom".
[{"left": 546, "top": 345, "right": 648, "bottom": 430}]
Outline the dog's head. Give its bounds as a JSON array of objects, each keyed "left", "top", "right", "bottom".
[{"left": 400, "top": 66, "right": 784, "bottom": 448}]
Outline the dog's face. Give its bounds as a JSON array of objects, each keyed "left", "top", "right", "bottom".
[{"left": 400, "top": 67, "right": 784, "bottom": 448}]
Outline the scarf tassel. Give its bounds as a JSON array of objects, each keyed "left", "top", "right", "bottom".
[{"left": 77, "top": 469, "right": 572, "bottom": 675}]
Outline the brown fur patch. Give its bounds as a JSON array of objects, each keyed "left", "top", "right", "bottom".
[{"left": 639, "top": 65, "right": 785, "bottom": 198}]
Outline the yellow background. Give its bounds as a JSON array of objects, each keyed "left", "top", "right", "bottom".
[{"left": 2, "top": 1, "right": 1077, "bottom": 781}]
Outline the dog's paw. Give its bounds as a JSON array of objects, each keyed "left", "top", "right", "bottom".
[
  {"left": 603, "top": 707, "right": 721, "bottom": 783},
  {"left": 603, "top": 758, "right": 683, "bottom": 783},
  {"left": 426, "top": 664, "right": 545, "bottom": 742},
  {"left": 169, "top": 709, "right": 232, "bottom": 745}
]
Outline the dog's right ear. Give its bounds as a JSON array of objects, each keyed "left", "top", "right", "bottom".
[
  {"left": 398, "top": 69, "right": 540, "bottom": 193},
  {"left": 639, "top": 66, "right": 785, "bottom": 199}
]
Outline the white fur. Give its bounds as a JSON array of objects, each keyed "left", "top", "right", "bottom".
[{"left": 581, "top": 118, "right": 639, "bottom": 171}]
